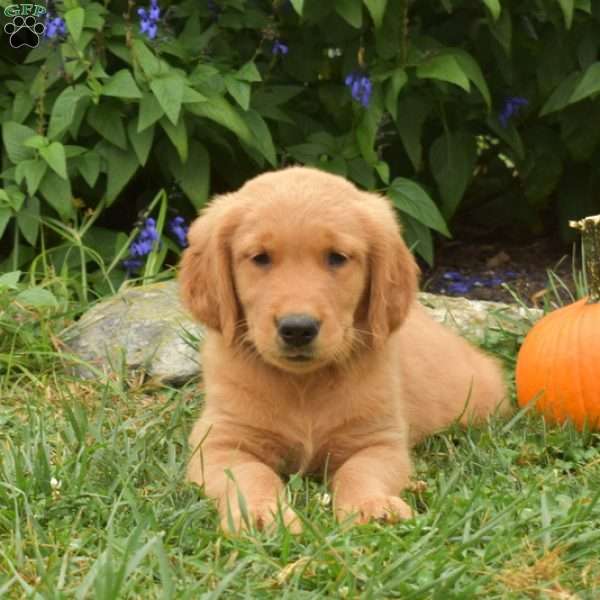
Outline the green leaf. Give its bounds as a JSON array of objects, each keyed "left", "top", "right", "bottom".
[
  {"left": 416, "top": 55, "right": 471, "bottom": 92},
  {"left": 388, "top": 178, "right": 450, "bottom": 236},
  {"left": 364, "top": 0, "right": 387, "bottom": 27},
  {"left": 316, "top": 156, "right": 347, "bottom": 178},
  {"left": 336, "top": 0, "right": 363, "bottom": 27},
  {"left": 557, "top": 0, "right": 574, "bottom": 28},
  {"left": 448, "top": 49, "right": 491, "bottom": 108},
  {"left": 64, "top": 145, "right": 87, "bottom": 158},
  {"left": 400, "top": 214, "right": 434, "bottom": 265},
  {"left": 522, "top": 145, "right": 563, "bottom": 207},
  {"left": 102, "top": 69, "right": 142, "bottom": 99},
  {"left": 167, "top": 140, "right": 210, "bottom": 209},
  {"left": 132, "top": 40, "right": 162, "bottom": 78},
  {"left": 0, "top": 188, "right": 24, "bottom": 212},
  {"left": 23, "top": 135, "right": 48, "bottom": 150},
  {"left": 539, "top": 71, "right": 582, "bottom": 115},
  {"left": 75, "top": 151, "right": 101, "bottom": 187},
  {"left": 150, "top": 77, "right": 184, "bottom": 125},
  {"left": 2, "top": 122, "right": 36, "bottom": 164},
  {"left": 482, "top": 0, "right": 501, "bottom": 19},
  {"left": 224, "top": 76, "right": 251, "bottom": 110},
  {"left": 128, "top": 121, "right": 154, "bottom": 166},
  {"left": 489, "top": 7, "right": 511, "bottom": 53},
  {"left": 0, "top": 271, "right": 21, "bottom": 290},
  {"left": 289, "top": 0, "right": 304, "bottom": 15},
  {"left": 429, "top": 131, "right": 477, "bottom": 219},
  {"left": 0, "top": 208, "right": 11, "bottom": 239},
  {"left": 39, "top": 171, "right": 74, "bottom": 219},
  {"left": 83, "top": 2, "right": 107, "bottom": 30},
  {"left": 17, "top": 196, "right": 40, "bottom": 246},
  {"left": 138, "top": 92, "right": 164, "bottom": 132},
  {"left": 575, "top": 0, "right": 591, "bottom": 13},
  {"left": 65, "top": 7, "right": 85, "bottom": 42},
  {"left": 12, "top": 90, "right": 34, "bottom": 123},
  {"left": 69, "top": 94, "right": 91, "bottom": 139},
  {"left": 39, "top": 142, "right": 67, "bottom": 180},
  {"left": 569, "top": 62, "right": 600, "bottom": 104},
  {"left": 16, "top": 287, "right": 59, "bottom": 309},
  {"left": 182, "top": 86, "right": 207, "bottom": 104},
  {"left": 97, "top": 142, "right": 139, "bottom": 205},
  {"left": 87, "top": 104, "right": 127, "bottom": 149},
  {"left": 236, "top": 62, "right": 262, "bottom": 82},
  {"left": 160, "top": 117, "right": 188, "bottom": 163},
  {"left": 186, "top": 96, "right": 253, "bottom": 145},
  {"left": 16, "top": 159, "right": 47, "bottom": 196},
  {"left": 395, "top": 95, "right": 431, "bottom": 172},
  {"left": 240, "top": 111, "right": 277, "bottom": 166},
  {"left": 347, "top": 157, "right": 375, "bottom": 189},
  {"left": 384, "top": 68, "right": 408, "bottom": 119},
  {"left": 374, "top": 160, "right": 390, "bottom": 184},
  {"left": 486, "top": 116, "right": 525, "bottom": 161},
  {"left": 356, "top": 108, "right": 381, "bottom": 165}
]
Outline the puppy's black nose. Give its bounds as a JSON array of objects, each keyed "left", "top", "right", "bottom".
[{"left": 277, "top": 314, "right": 320, "bottom": 348}]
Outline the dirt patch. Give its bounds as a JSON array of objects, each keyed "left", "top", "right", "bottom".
[{"left": 421, "top": 235, "right": 579, "bottom": 307}]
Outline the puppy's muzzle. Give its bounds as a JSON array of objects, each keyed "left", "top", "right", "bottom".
[{"left": 277, "top": 314, "right": 321, "bottom": 349}]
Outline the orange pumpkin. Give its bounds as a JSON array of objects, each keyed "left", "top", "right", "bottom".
[{"left": 515, "top": 214, "right": 600, "bottom": 430}]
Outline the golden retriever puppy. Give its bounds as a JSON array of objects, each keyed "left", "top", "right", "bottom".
[{"left": 179, "top": 167, "right": 509, "bottom": 533}]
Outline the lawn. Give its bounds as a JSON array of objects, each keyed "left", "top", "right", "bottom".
[{"left": 1, "top": 322, "right": 599, "bottom": 599}]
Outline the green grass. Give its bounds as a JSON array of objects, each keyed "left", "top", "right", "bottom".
[{"left": 1, "top": 288, "right": 600, "bottom": 598}]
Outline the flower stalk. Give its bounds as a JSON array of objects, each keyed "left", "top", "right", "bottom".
[{"left": 570, "top": 214, "right": 600, "bottom": 303}]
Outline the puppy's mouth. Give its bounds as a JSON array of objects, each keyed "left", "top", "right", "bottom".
[{"left": 283, "top": 353, "right": 313, "bottom": 363}]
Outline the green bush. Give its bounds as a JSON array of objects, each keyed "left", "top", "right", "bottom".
[{"left": 1, "top": 0, "right": 600, "bottom": 292}]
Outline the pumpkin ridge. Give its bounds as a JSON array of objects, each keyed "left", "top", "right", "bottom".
[
  {"left": 581, "top": 304, "right": 600, "bottom": 428},
  {"left": 572, "top": 303, "right": 586, "bottom": 429}
]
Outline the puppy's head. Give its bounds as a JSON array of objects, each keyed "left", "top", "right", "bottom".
[{"left": 179, "top": 167, "right": 418, "bottom": 373}]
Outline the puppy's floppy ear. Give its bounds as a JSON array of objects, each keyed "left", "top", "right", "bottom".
[
  {"left": 362, "top": 193, "right": 419, "bottom": 346},
  {"left": 179, "top": 195, "right": 242, "bottom": 344}
]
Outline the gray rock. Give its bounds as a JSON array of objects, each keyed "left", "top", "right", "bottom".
[
  {"left": 418, "top": 292, "right": 542, "bottom": 356},
  {"left": 63, "top": 280, "right": 542, "bottom": 385},
  {"left": 62, "top": 281, "right": 203, "bottom": 385}
]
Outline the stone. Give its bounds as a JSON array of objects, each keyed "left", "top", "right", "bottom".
[
  {"left": 418, "top": 292, "right": 542, "bottom": 356},
  {"left": 63, "top": 280, "right": 542, "bottom": 385},
  {"left": 62, "top": 281, "right": 203, "bottom": 385}
]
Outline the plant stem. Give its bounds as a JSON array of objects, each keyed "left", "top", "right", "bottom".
[
  {"left": 400, "top": 0, "right": 409, "bottom": 65},
  {"left": 570, "top": 214, "right": 600, "bottom": 303}
]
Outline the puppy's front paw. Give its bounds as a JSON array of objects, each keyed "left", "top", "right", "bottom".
[
  {"left": 336, "top": 495, "right": 413, "bottom": 525},
  {"left": 220, "top": 500, "right": 302, "bottom": 535}
]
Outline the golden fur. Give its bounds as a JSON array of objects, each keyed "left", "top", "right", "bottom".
[{"left": 179, "top": 167, "right": 510, "bottom": 533}]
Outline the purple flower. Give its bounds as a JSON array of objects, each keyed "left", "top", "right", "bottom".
[
  {"left": 345, "top": 72, "right": 372, "bottom": 108},
  {"left": 45, "top": 14, "right": 67, "bottom": 39},
  {"left": 447, "top": 281, "right": 472, "bottom": 294},
  {"left": 499, "top": 96, "right": 528, "bottom": 128},
  {"left": 122, "top": 258, "right": 144, "bottom": 272},
  {"left": 168, "top": 216, "right": 188, "bottom": 248},
  {"left": 443, "top": 271, "right": 463, "bottom": 281},
  {"left": 139, "top": 0, "right": 160, "bottom": 40},
  {"left": 122, "top": 217, "right": 159, "bottom": 274},
  {"left": 272, "top": 40, "right": 289, "bottom": 56}
]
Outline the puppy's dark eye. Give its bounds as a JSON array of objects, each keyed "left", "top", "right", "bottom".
[
  {"left": 327, "top": 251, "right": 348, "bottom": 268},
  {"left": 251, "top": 252, "right": 271, "bottom": 267}
]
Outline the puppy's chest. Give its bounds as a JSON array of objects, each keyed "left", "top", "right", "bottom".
[
  {"left": 270, "top": 392, "right": 390, "bottom": 476},
  {"left": 276, "top": 415, "right": 339, "bottom": 476}
]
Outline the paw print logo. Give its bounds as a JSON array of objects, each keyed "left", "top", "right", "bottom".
[{"left": 4, "top": 15, "right": 45, "bottom": 48}]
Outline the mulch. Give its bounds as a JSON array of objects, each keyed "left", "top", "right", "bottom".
[{"left": 420, "top": 235, "right": 580, "bottom": 308}]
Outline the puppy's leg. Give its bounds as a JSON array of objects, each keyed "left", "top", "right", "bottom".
[
  {"left": 188, "top": 423, "right": 300, "bottom": 534},
  {"left": 332, "top": 442, "right": 414, "bottom": 525}
]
